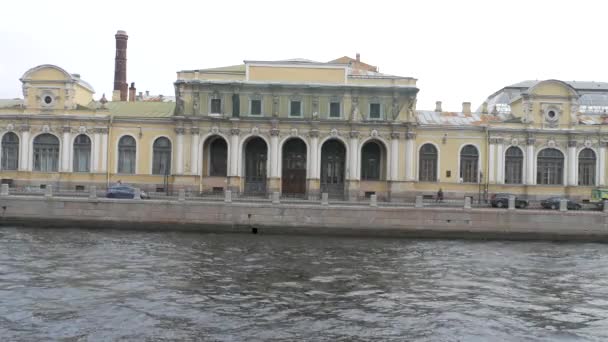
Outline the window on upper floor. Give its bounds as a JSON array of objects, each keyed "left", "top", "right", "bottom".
[
  {"left": 210, "top": 98, "right": 222, "bottom": 114},
  {"left": 250, "top": 99, "right": 262, "bottom": 116},
  {"left": 329, "top": 102, "right": 341, "bottom": 118},
  {"left": 369, "top": 103, "right": 381, "bottom": 119},
  {"left": 290, "top": 100, "right": 302, "bottom": 117}
]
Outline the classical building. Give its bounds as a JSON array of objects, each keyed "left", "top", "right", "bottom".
[{"left": 1, "top": 31, "right": 607, "bottom": 200}]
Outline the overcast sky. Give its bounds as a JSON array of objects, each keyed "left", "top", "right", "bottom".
[{"left": 1, "top": 0, "right": 606, "bottom": 111}]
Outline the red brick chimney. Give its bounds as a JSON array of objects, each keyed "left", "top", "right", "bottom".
[
  {"left": 113, "top": 30, "right": 128, "bottom": 101},
  {"left": 129, "top": 82, "right": 136, "bottom": 102}
]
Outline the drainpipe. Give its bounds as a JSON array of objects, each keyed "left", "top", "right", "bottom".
[
  {"left": 485, "top": 126, "right": 490, "bottom": 203},
  {"left": 106, "top": 116, "right": 113, "bottom": 187}
]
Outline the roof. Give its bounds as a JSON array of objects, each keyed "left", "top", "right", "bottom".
[
  {"left": 104, "top": 101, "right": 175, "bottom": 117},
  {"left": 507, "top": 80, "right": 608, "bottom": 91},
  {"left": 0, "top": 99, "right": 23, "bottom": 109},
  {"left": 416, "top": 110, "right": 505, "bottom": 126}
]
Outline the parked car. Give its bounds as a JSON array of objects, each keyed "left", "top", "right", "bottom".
[
  {"left": 106, "top": 185, "right": 149, "bottom": 199},
  {"left": 490, "top": 193, "right": 528, "bottom": 209},
  {"left": 540, "top": 197, "right": 581, "bottom": 210}
]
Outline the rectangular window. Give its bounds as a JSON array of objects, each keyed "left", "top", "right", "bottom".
[
  {"left": 290, "top": 101, "right": 302, "bottom": 117},
  {"left": 369, "top": 103, "right": 381, "bottom": 119},
  {"left": 329, "top": 102, "right": 341, "bottom": 118},
  {"left": 250, "top": 99, "right": 262, "bottom": 116},
  {"left": 210, "top": 99, "right": 222, "bottom": 114}
]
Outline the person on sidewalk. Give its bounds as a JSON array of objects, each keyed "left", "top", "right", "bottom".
[{"left": 436, "top": 188, "right": 444, "bottom": 203}]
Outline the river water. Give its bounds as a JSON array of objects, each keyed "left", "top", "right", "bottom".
[{"left": 1, "top": 227, "right": 607, "bottom": 341}]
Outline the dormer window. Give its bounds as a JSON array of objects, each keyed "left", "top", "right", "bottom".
[{"left": 210, "top": 98, "right": 222, "bottom": 114}]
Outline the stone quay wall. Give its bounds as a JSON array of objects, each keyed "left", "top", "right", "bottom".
[{"left": 1, "top": 191, "right": 608, "bottom": 242}]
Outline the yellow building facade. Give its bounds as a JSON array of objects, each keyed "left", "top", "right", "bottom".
[{"left": 1, "top": 57, "right": 607, "bottom": 201}]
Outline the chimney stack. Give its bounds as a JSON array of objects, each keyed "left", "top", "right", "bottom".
[
  {"left": 129, "top": 82, "right": 136, "bottom": 102},
  {"left": 481, "top": 102, "right": 488, "bottom": 114},
  {"left": 462, "top": 102, "right": 471, "bottom": 114},
  {"left": 113, "top": 30, "right": 129, "bottom": 101},
  {"left": 356, "top": 53, "right": 360, "bottom": 62},
  {"left": 145, "top": 90, "right": 150, "bottom": 97},
  {"left": 435, "top": 101, "right": 442, "bottom": 112}
]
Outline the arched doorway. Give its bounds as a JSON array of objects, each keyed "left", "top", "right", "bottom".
[
  {"left": 282, "top": 138, "right": 307, "bottom": 195},
  {"left": 244, "top": 137, "right": 267, "bottom": 194},
  {"left": 321, "top": 139, "right": 346, "bottom": 197},
  {"left": 361, "top": 140, "right": 386, "bottom": 181}
]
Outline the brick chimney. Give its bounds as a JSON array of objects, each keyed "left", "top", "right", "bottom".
[
  {"left": 113, "top": 30, "right": 128, "bottom": 101},
  {"left": 462, "top": 102, "right": 471, "bottom": 114},
  {"left": 356, "top": 53, "right": 360, "bottom": 62},
  {"left": 435, "top": 101, "right": 442, "bottom": 112},
  {"left": 129, "top": 82, "right": 136, "bottom": 102}
]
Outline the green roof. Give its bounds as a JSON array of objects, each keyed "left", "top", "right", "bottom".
[
  {"left": 105, "top": 101, "right": 175, "bottom": 118},
  {"left": 198, "top": 64, "right": 246, "bottom": 73}
]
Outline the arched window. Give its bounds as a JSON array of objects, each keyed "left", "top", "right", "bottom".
[
  {"left": 361, "top": 141, "right": 382, "bottom": 180},
  {"left": 209, "top": 138, "right": 228, "bottom": 176},
  {"left": 537, "top": 148, "right": 564, "bottom": 185},
  {"left": 419, "top": 144, "right": 437, "bottom": 181},
  {"left": 118, "top": 135, "right": 136, "bottom": 174},
  {"left": 460, "top": 145, "right": 478, "bottom": 183},
  {"left": 1, "top": 132, "right": 19, "bottom": 170},
  {"left": 73, "top": 134, "right": 91, "bottom": 172},
  {"left": 504, "top": 146, "right": 523, "bottom": 184},
  {"left": 33, "top": 134, "right": 59, "bottom": 172},
  {"left": 152, "top": 137, "right": 172, "bottom": 175},
  {"left": 578, "top": 148, "right": 596, "bottom": 186}
]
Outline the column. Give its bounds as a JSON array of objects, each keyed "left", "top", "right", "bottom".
[
  {"left": 190, "top": 127, "right": 200, "bottom": 175},
  {"left": 19, "top": 126, "right": 30, "bottom": 171},
  {"left": 495, "top": 138, "right": 504, "bottom": 184},
  {"left": 309, "top": 130, "right": 319, "bottom": 179},
  {"left": 269, "top": 129, "right": 280, "bottom": 193},
  {"left": 600, "top": 142, "right": 606, "bottom": 186},
  {"left": 488, "top": 139, "right": 496, "bottom": 183},
  {"left": 229, "top": 128, "right": 240, "bottom": 177},
  {"left": 347, "top": 131, "right": 360, "bottom": 201},
  {"left": 526, "top": 137, "right": 535, "bottom": 185},
  {"left": 390, "top": 133, "right": 400, "bottom": 181},
  {"left": 61, "top": 127, "right": 71, "bottom": 172},
  {"left": 92, "top": 129, "right": 101, "bottom": 173},
  {"left": 99, "top": 128, "right": 108, "bottom": 173},
  {"left": 270, "top": 129, "right": 279, "bottom": 178},
  {"left": 175, "top": 128, "right": 184, "bottom": 174},
  {"left": 349, "top": 131, "right": 359, "bottom": 180},
  {"left": 405, "top": 132, "right": 416, "bottom": 181},
  {"left": 567, "top": 140, "right": 577, "bottom": 186}
]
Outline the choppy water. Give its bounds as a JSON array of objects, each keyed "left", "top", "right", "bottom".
[{"left": 1, "top": 228, "right": 608, "bottom": 341}]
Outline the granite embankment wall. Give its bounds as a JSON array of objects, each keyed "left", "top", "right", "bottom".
[{"left": 1, "top": 195, "right": 608, "bottom": 241}]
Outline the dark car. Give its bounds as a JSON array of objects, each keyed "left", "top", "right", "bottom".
[
  {"left": 540, "top": 197, "right": 581, "bottom": 210},
  {"left": 490, "top": 193, "right": 528, "bottom": 209},
  {"left": 106, "top": 185, "right": 149, "bottom": 199}
]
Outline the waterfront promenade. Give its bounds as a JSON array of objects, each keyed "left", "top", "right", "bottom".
[{"left": 1, "top": 185, "right": 607, "bottom": 242}]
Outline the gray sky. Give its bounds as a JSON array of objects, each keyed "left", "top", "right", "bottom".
[{"left": 1, "top": 0, "right": 607, "bottom": 111}]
